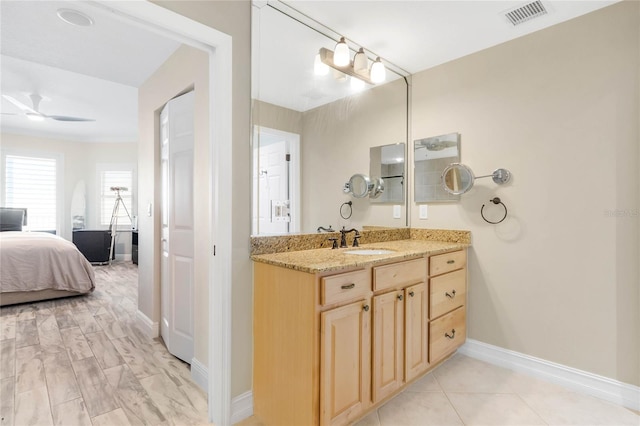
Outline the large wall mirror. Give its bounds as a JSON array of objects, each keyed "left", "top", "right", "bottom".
[
  {"left": 414, "top": 132, "right": 461, "bottom": 203},
  {"left": 251, "top": 1, "right": 409, "bottom": 235}
]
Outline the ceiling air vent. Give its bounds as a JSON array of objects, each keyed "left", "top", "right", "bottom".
[{"left": 504, "top": 1, "right": 548, "bottom": 26}]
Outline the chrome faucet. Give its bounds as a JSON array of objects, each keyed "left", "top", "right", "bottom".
[
  {"left": 317, "top": 225, "right": 334, "bottom": 233},
  {"left": 339, "top": 226, "right": 360, "bottom": 248}
]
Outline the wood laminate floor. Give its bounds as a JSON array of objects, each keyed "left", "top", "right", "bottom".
[{"left": 0, "top": 262, "right": 209, "bottom": 426}]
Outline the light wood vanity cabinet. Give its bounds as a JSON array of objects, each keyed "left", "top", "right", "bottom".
[{"left": 253, "top": 248, "right": 467, "bottom": 426}]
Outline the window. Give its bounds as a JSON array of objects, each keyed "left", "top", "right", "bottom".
[
  {"left": 3, "top": 154, "right": 57, "bottom": 232},
  {"left": 100, "top": 168, "right": 134, "bottom": 227}
]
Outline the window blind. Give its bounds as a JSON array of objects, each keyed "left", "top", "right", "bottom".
[
  {"left": 4, "top": 155, "right": 57, "bottom": 231},
  {"left": 100, "top": 170, "right": 133, "bottom": 226}
]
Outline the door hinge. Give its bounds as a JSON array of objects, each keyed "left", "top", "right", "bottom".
[
  {"left": 213, "top": 245, "right": 216, "bottom": 256},
  {"left": 285, "top": 153, "right": 291, "bottom": 162}
]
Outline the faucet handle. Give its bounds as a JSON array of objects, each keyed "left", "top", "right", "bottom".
[
  {"left": 352, "top": 235, "right": 361, "bottom": 247},
  {"left": 327, "top": 237, "right": 339, "bottom": 249}
]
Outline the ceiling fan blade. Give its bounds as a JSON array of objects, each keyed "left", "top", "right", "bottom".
[
  {"left": 1, "top": 94, "right": 40, "bottom": 115},
  {"left": 48, "top": 115, "right": 95, "bottom": 122}
]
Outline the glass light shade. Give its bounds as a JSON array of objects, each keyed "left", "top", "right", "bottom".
[
  {"left": 333, "top": 37, "right": 350, "bottom": 67},
  {"left": 353, "top": 48, "right": 368, "bottom": 75},
  {"left": 314, "top": 53, "right": 329, "bottom": 76},
  {"left": 350, "top": 76, "right": 365, "bottom": 90},
  {"left": 370, "top": 57, "right": 386, "bottom": 83}
]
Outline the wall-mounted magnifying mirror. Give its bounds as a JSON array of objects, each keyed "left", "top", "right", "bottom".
[
  {"left": 344, "top": 174, "right": 385, "bottom": 199},
  {"left": 442, "top": 163, "right": 511, "bottom": 195},
  {"left": 370, "top": 143, "right": 404, "bottom": 204},
  {"left": 414, "top": 133, "right": 460, "bottom": 202},
  {"left": 346, "top": 174, "right": 373, "bottom": 198}
]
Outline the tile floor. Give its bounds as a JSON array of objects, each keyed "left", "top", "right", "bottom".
[
  {"left": 353, "top": 354, "right": 639, "bottom": 426},
  {"left": 0, "top": 262, "right": 209, "bottom": 426}
]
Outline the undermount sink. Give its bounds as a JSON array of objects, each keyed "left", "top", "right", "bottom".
[{"left": 343, "top": 249, "right": 395, "bottom": 255}]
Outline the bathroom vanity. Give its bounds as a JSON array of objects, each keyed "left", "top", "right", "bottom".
[{"left": 252, "top": 234, "right": 468, "bottom": 426}]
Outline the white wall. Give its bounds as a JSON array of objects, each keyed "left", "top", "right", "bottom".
[
  {"left": 0, "top": 133, "right": 137, "bottom": 253},
  {"left": 144, "top": 0, "right": 252, "bottom": 397},
  {"left": 410, "top": 1, "right": 639, "bottom": 385}
]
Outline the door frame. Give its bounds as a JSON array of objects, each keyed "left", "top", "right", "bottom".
[{"left": 95, "top": 2, "right": 233, "bottom": 424}]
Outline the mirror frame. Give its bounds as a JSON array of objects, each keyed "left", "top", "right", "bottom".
[{"left": 441, "top": 163, "right": 475, "bottom": 195}]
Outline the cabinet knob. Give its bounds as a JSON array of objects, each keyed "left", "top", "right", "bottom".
[
  {"left": 445, "top": 289, "right": 457, "bottom": 299},
  {"left": 445, "top": 329, "right": 456, "bottom": 339},
  {"left": 397, "top": 294, "right": 403, "bottom": 301},
  {"left": 341, "top": 283, "right": 355, "bottom": 290},
  {"left": 447, "top": 260, "right": 455, "bottom": 264},
  {"left": 363, "top": 304, "right": 370, "bottom": 312},
  {"left": 409, "top": 291, "right": 415, "bottom": 297}
]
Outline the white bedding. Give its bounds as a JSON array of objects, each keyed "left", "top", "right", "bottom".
[{"left": 0, "top": 231, "right": 95, "bottom": 295}]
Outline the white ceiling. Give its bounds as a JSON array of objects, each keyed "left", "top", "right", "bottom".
[
  {"left": 1, "top": 0, "right": 620, "bottom": 141},
  {"left": 0, "top": 0, "right": 181, "bottom": 143}
]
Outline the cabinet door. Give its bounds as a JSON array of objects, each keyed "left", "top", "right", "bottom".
[
  {"left": 320, "top": 299, "right": 371, "bottom": 426},
  {"left": 372, "top": 291, "right": 404, "bottom": 403},
  {"left": 405, "top": 283, "right": 429, "bottom": 382}
]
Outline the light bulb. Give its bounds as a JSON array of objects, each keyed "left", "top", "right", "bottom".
[
  {"left": 370, "top": 57, "right": 386, "bottom": 83},
  {"left": 350, "top": 76, "right": 365, "bottom": 90},
  {"left": 333, "top": 37, "right": 350, "bottom": 67},
  {"left": 314, "top": 53, "right": 329, "bottom": 76},
  {"left": 353, "top": 48, "right": 368, "bottom": 75}
]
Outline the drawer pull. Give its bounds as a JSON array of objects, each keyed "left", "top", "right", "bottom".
[
  {"left": 447, "top": 260, "right": 455, "bottom": 264},
  {"left": 445, "top": 329, "right": 456, "bottom": 339},
  {"left": 363, "top": 304, "right": 370, "bottom": 312},
  {"left": 341, "top": 283, "right": 355, "bottom": 290},
  {"left": 445, "top": 290, "right": 457, "bottom": 299},
  {"left": 409, "top": 291, "right": 415, "bottom": 297},
  {"left": 397, "top": 294, "right": 403, "bottom": 301}
]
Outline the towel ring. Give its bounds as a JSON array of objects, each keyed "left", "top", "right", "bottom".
[
  {"left": 481, "top": 197, "right": 508, "bottom": 224},
  {"left": 340, "top": 201, "right": 353, "bottom": 220}
]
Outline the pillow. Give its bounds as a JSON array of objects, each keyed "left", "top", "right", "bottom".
[{"left": 0, "top": 208, "right": 25, "bottom": 232}]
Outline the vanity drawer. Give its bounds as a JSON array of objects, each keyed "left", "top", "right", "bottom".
[
  {"left": 321, "top": 269, "right": 371, "bottom": 306},
  {"left": 429, "top": 250, "right": 466, "bottom": 276},
  {"left": 429, "top": 306, "right": 466, "bottom": 363},
  {"left": 373, "top": 258, "right": 426, "bottom": 292},
  {"left": 430, "top": 269, "right": 466, "bottom": 319}
]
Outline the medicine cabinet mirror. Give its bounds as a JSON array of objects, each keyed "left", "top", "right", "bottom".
[
  {"left": 251, "top": 1, "right": 409, "bottom": 235},
  {"left": 370, "top": 143, "right": 405, "bottom": 204},
  {"left": 414, "top": 132, "right": 461, "bottom": 203}
]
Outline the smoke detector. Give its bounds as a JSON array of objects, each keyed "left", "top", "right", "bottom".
[{"left": 503, "top": 1, "right": 548, "bottom": 26}]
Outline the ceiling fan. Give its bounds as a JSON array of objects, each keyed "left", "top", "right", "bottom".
[{"left": 1, "top": 93, "right": 95, "bottom": 122}]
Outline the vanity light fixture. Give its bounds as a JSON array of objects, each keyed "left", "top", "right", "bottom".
[{"left": 316, "top": 44, "right": 387, "bottom": 85}]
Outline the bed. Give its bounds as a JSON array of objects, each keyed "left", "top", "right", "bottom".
[{"left": 0, "top": 208, "right": 95, "bottom": 306}]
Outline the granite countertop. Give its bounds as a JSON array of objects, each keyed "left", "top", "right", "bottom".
[{"left": 251, "top": 239, "right": 468, "bottom": 273}]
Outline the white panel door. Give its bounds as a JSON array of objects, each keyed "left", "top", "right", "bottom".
[
  {"left": 257, "top": 140, "right": 289, "bottom": 234},
  {"left": 160, "top": 91, "right": 195, "bottom": 363}
]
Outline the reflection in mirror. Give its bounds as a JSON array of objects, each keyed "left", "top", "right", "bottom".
[
  {"left": 442, "top": 163, "right": 475, "bottom": 195},
  {"left": 251, "top": 1, "right": 409, "bottom": 235},
  {"left": 370, "top": 143, "right": 404, "bottom": 204},
  {"left": 414, "top": 133, "right": 461, "bottom": 203}
]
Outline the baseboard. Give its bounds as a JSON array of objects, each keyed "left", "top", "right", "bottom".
[
  {"left": 115, "top": 254, "right": 132, "bottom": 261},
  {"left": 459, "top": 339, "right": 640, "bottom": 411},
  {"left": 135, "top": 309, "right": 159, "bottom": 338},
  {"left": 230, "top": 391, "right": 253, "bottom": 425},
  {"left": 190, "top": 357, "right": 208, "bottom": 393}
]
